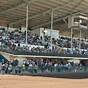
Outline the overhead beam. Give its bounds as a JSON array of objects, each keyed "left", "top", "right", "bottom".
[
  {"left": 0, "top": 0, "right": 83, "bottom": 21},
  {"left": 31, "top": 11, "right": 79, "bottom": 29},
  {"left": 0, "top": 1, "right": 25, "bottom": 15},
  {"left": 0, "top": 0, "right": 41, "bottom": 22},
  {"left": 9, "top": 0, "right": 75, "bottom": 26},
  {"left": 0, "top": 0, "right": 41, "bottom": 15}
]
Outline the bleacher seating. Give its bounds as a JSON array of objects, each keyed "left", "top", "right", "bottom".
[{"left": 0, "top": 28, "right": 88, "bottom": 57}]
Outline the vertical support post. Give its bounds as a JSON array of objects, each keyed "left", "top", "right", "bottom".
[
  {"left": 50, "top": 9, "right": 54, "bottom": 51},
  {"left": 7, "top": 24, "right": 9, "bottom": 36},
  {"left": 79, "top": 29, "right": 81, "bottom": 53},
  {"left": 26, "top": 4, "right": 29, "bottom": 45},
  {"left": 71, "top": 28, "right": 73, "bottom": 49},
  {"left": 78, "top": 19, "right": 82, "bottom": 54}
]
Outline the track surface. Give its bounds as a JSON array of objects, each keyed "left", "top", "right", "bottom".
[{"left": 0, "top": 75, "right": 88, "bottom": 88}]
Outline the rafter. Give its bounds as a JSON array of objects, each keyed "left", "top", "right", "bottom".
[
  {"left": 9, "top": 0, "right": 75, "bottom": 26},
  {"left": 0, "top": 0, "right": 25, "bottom": 14},
  {"left": 31, "top": 12, "right": 79, "bottom": 29}
]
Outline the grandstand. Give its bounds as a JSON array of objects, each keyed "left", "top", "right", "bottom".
[{"left": 0, "top": 0, "right": 88, "bottom": 77}]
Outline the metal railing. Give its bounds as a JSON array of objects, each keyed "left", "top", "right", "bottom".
[{"left": 0, "top": 45, "right": 88, "bottom": 58}]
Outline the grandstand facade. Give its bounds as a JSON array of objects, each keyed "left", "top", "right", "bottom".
[{"left": 0, "top": 0, "right": 88, "bottom": 75}]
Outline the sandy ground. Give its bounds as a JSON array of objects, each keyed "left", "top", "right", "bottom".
[{"left": 0, "top": 75, "right": 88, "bottom": 88}]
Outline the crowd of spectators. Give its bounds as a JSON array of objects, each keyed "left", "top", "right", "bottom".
[
  {"left": 0, "top": 58, "right": 88, "bottom": 75},
  {"left": 0, "top": 28, "right": 88, "bottom": 56}
]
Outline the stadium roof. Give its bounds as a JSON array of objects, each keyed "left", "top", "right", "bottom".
[{"left": 0, "top": 0, "right": 88, "bottom": 29}]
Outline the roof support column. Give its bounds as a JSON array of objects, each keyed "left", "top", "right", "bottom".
[
  {"left": 50, "top": 9, "right": 54, "bottom": 51},
  {"left": 26, "top": 4, "right": 29, "bottom": 45},
  {"left": 71, "top": 28, "right": 73, "bottom": 49},
  {"left": 79, "top": 29, "right": 82, "bottom": 53}
]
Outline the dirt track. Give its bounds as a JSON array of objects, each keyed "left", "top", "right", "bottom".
[{"left": 0, "top": 75, "right": 88, "bottom": 88}]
